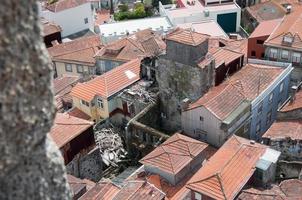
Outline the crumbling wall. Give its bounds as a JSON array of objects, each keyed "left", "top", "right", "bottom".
[
  {"left": 66, "top": 148, "right": 103, "bottom": 182},
  {"left": 0, "top": 1, "right": 71, "bottom": 199},
  {"left": 276, "top": 160, "right": 302, "bottom": 180},
  {"left": 268, "top": 139, "right": 302, "bottom": 161},
  {"left": 157, "top": 58, "right": 215, "bottom": 131}
]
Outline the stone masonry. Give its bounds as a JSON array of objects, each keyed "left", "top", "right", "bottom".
[{"left": 0, "top": 1, "right": 71, "bottom": 199}]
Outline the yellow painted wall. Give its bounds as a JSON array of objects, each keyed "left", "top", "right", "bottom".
[{"left": 55, "top": 61, "right": 94, "bottom": 77}]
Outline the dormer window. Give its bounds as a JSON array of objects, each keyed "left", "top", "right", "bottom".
[{"left": 283, "top": 35, "right": 293, "bottom": 44}]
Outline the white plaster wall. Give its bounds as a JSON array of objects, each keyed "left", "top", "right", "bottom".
[{"left": 42, "top": 3, "right": 95, "bottom": 37}]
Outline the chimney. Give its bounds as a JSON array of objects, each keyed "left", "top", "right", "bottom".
[
  {"left": 286, "top": 5, "right": 292, "bottom": 13},
  {"left": 181, "top": 98, "right": 191, "bottom": 110}
]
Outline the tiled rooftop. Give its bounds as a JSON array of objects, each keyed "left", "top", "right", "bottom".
[
  {"left": 49, "top": 113, "right": 93, "bottom": 148},
  {"left": 262, "top": 120, "right": 302, "bottom": 140},
  {"left": 166, "top": 28, "right": 209, "bottom": 46},
  {"left": 281, "top": 90, "right": 302, "bottom": 112},
  {"left": 186, "top": 135, "right": 267, "bottom": 200},
  {"left": 140, "top": 133, "right": 211, "bottom": 175},
  {"left": 67, "top": 107, "right": 91, "bottom": 120},
  {"left": 113, "top": 181, "right": 165, "bottom": 200},
  {"left": 67, "top": 174, "right": 95, "bottom": 198},
  {"left": 71, "top": 58, "right": 141, "bottom": 101},
  {"left": 265, "top": 9, "right": 302, "bottom": 49},
  {"left": 48, "top": 35, "right": 102, "bottom": 65},
  {"left": 79, "top": 181, "right": 120, "bottom": 200},
  {"left": 187, "top": 63, "right": 284, "bottom": 120},
  {"left": 46, "top": 0, "right": 90, "bottom": 12},
  {"left": 249, "top": 19, "right": 281, "bottom": 38},
  {"left": 95, "top": 29, "right": 165, "bottom": 62},
  {"left": 41, "top": 18, "right": 61, "bottom": 36}
]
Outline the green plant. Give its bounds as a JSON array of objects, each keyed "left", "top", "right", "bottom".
[{"left": 118, "top": 4, "right": 129, "bottom": 12}]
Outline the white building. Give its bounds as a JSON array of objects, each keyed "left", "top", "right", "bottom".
[
  {"left": 159, "top": 0, "right": 241, "bottom": 33},
  {"left": 97, "top": 16, "right": 173, "bottom": 43},
  {"left": 40, "top": 0, "right": 97, "bottom": 37}
]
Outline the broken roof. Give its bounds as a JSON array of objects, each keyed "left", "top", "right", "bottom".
[
  {"left": 140, "top": 133, "right": 210, "bottom": 175},
  {"left": 113, "top": 181, "right": 165, "bottom": 200},
  {"left": 46, "top": 0, "right": 90, "bottom": 12},
  {"left": 249, "top": 19, "right": 281, "bottom": 38},
  {"left": 49, "top": 113, "right": 93, "bottom": 148},
  {"left": 166, "top": 28, "right": 209, "bottom": 46},
  {"left": 70, "top": 58, "right": 141, "bottom": 101},
  {"left": 262, "top": 120, "right": 302, "bottom": 140},
  {"left": 281, "top": 90, "right": 302, "bottom": 112},
  {"left": 187, "top": 63, "right": 284, "bottom": 120},
  {"left": 79, "top": 181, "right": 120, "bottom": 200},
  {"left": 186, "top": 135, "right": 267, "bottom": 200},
  {"left": 265, "top": 9, "right": 302, "bottom": 50},
  {"left": 41, "top": 18, "right": 62, "bottom": 36},
  {"left": 48, "top": 35, "right": 102, "bottom": 65},
  {"left": 95, "top": 29, "right": 165, "bottom": 62}
]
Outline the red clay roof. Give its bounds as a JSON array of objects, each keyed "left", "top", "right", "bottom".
[
  {"left": 187, "top": 63, "right": 284, "bottom": 120},
  {"left": 281, "top": 90, "right": 302, "bottom": 112},
  {"left": 70, "top": 58, "right": 141, "bottom": 101},
  {"left": 249, "top": 19, "right": 281, "bottom": 38},
  {"left": 199, "top": 47, "right": 243, "bottom": 68},
  {"left": 140, "top": 133, "right": 210, "bottom": 175},
  {"left": 49, "top": 113, "right": 93, "bottom": 148},
  {"left": 41, "top": 18, "right": 62, "bottom": 36},
  {"left": 238, "top": 179, "right": 302, "bottom": 200},
  {"left": 68, "top": 107, "right": 91, "bottom": 121},
  {"left": 166, "top": 28, "right": 209, "bottom": 46},
  {"left": 246, "top": 1, "right": 286, "bottom": 22},
  {"left": 95, "top": 29, "right": 165, "bottom": 62},
  {"left": 48, "top": 35, "right": 102, "bottom": 65},
  {"left": 113, "top": 181, "right": 165, "bottom": 200},
  {"left": 79, "top": 182, "right": 120, "bottom": 200},
  {"left": 187, "top": 135, "right": 267, "bottom": 200},
  {"left": 67, "top": 174, "right": 95, "bottom": 198},
  {"left": 265, "top": 9, "right": 302, "bottom": 49},
  {"left": 262, "top": 120, "right": 302, "bottom": 140},
  {"left": 46, "top": 0, "right": 89, "bottom": 12}
]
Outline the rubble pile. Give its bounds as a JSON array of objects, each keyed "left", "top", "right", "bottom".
[{"left": 95, "top": 128, "right": 127, "bottom": 167}]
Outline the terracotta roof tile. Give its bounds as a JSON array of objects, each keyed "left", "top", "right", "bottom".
[
  {"left": 79, "top": 182, "right": 120, "bottom": 200},
  {"left": 46, "top": 0, "right": 89, "bottom": 12},
  {"left": 281, "top": 90, "right": 302, "bottom": 112},
  {"left": 95, "top": 29, "right": 165, "bottom": 62},
  {"left": 48, "top": 35, "right": 102, "bottom": 65},
  {"left": 263, "top": 120, "right": 302, "bottom": 140},
  {"left": 113, "top": 181, "right": 165, "bottom": 200},
  {"left": 187, "top": 63, "right": 284, "bottom": 120},
  {"left": 49, "top": 113, "right": 93, "bottom": 148},
  {"left": 67, "top": 174, "right": 96, "bottom": 198},
  {"left": 265, "top": 9, "right": 302, "bottom": 50},
  {"left": 42, "top": 18, "right": 62, "bottom": 36},
  {"left": 249, "top": 19, "right": 281, "bottom": 38},
  {"left": 140, "top": 133, "right": 210, "bottom": 175},
  {"left": 70, "top": 58, "right": 141, "bottom": 101},
  {"left": 279, "top": 179, "right": 302, "bottom": 198},
  {"left": 68, "top": 107, "right": 91, "bottom": 120},
  {"left": 187, "top": 136, "right": 267, "bottom": 200},
  {"left": 166, "top": 28, "right": 209, "bottom": 46}
]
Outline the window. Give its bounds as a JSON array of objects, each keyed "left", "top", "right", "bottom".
[
  {"left": 84, "top": 18, "right": 88, "bottom": 24},
  {"left": 244, "top": 122, "right": 250, "bottom": 133},
  {"left": 283, "top": 36, "right": 293, "bottom": 43},
  {"left": 91, "top": 101, "right": 95, "bottom": 107},
  {"left": 257, "top": 40, "right": 264, "bottom": 44},
  {"left": 281, "top": 50, "right": 289, "bottom": 59},
  {"left": 76, "top": 65, "right": 83, "bottom": 73},
  {"left": 200, "top": 116, "right": 204, "bottom": 121},
  {"left": 279, "top": 82, "right": 284, "bottom": 93},
  {"left": 266, "top": 110, "right": 272, "bottom": 125},
  {"left": 194, "top": 192, "right": 202, "bottom": 200},
  {"left": 97, "top": 98, "right": 104, "bottom": 109},
  {"left": 251, "top": 51, "right": 256, "bottom": 57},
  {"left": 261, "top": 53, "right": 265, "bottom": 58},
  {"left": 292, "top": 52, "right": 301, "bottom": 63},
  {"left": 269, "top": 92, "right": 274, "bottom": 104},
  {"left": 269, "top": 48, "right": 278, "bottom": 58},
  {"left": 81, "top": 99, "right": 89, "bottom": 107},
  {"left": 256, "top": 121, "right": 261, "bottom": 135},
  {"left": 88, "top": 67, "right": 95, "bottom": 75},
  {"left": 65, "top": 63, "right": 72, "bottom": 72},
  {"left": 257, "top": 101, "right": 263, "bottom": 114}
]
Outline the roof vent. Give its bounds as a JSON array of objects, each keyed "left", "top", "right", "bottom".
[
  {"left": 286, "top": 5, "right": 292, "bottom": 13},
  {"left": 250, "top": 140, "right": 255, "bottom": 145}
]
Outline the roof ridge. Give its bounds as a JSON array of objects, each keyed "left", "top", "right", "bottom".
[{"left": 216, "top": 173, "right": 227, "bottom": 200}]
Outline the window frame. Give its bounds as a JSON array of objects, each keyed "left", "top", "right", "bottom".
[
  {"left": 281, "top": 50, "right": 289, "bottom": 59},
  {"left": 81, "top": 99, "right": 89, "bottom": 107},
  {"left": 279, "top": 82, "right": 284, "bottom": 93},
  {"left": 76, "top": 65, "right": 84, "bottom": 73},
  {"left": 65, "top": 63, "right": 72, "bottom": 72},
  {"left": 97, "top": 98, "right": 104, "bottom": 109},
  {"left": 292, "top": 52, "right": 301, "bottom": 63},
  {"left": 269, "top": 92, "right": 274, "bottom": 104},
  {"left": 269, "top": 48, "right": 278, "bottom": 59},
  {"left": 257, "top": 101, "right": 263, "bottom": 114},
  {"left": 84, "top": 17, "right": 88, "bottom": 24},
  {"left": 256, "top": 121, "right": 261, "bottom": 135},
  {"left": 266, "top": 110, "right": 272, "bottom": 125}
]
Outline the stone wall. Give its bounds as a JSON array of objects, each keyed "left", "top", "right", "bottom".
[
  {"left": 66, "top": 148, "right": 103, "bottom": 182},
  {"left": 276, "top": 160, "right": 302, "bottom": 180},
  {"left": 157, "top": 57, "right": 215, "bottom": 131},
  {"left": 0, "top": 1, "right": 71, "bottom": 199},
  {"left": 268, "top": 139, "right": 302, "bottom": 161}
]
